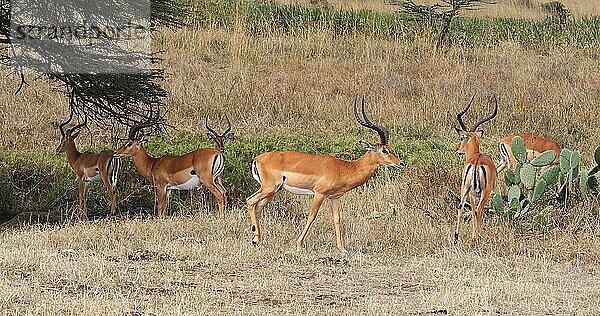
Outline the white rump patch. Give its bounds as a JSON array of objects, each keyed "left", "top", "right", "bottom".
[
  {"left": 282, "top": 184, "right": 314, "bottom": 195},
  {"left": 168, "top": 175, "right": 200, "bottom": 191}
]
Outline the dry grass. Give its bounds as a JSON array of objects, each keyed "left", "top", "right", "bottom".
[
  {"left": 277, "top": 0, "right": 600, "bottom": 18},
  {"left": 1, "top": 4, "right": 600, "bottom": 315},
  {"left": 1, "top": 181, "right": 600, "bottom": 315}
]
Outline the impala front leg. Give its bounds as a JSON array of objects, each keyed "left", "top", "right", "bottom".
[
  {"left": 76, "top": 178, "right": 85, "bottom": 220},
  {"left": 297, "top": 193, "right": 326, "bottom": 252},
  {"left": 81, "top": 181, "right": 90, "bottom": 220},
  {"left": 156, "top": 186, "right": 169, "bottom": 218},
  {"left": 330, "top": 198, "right": 346, "bottom": 252}
]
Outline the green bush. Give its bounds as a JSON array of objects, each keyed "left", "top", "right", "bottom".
[{"left": 0, "top": 130, "right": 446, "bottom": 224}]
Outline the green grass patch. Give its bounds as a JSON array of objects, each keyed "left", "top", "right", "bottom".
[{"left": 0, "top": 130, "right": 456, "bottom": 223}]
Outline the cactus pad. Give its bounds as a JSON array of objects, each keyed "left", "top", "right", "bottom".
[
  {"left": 532, "top": 179, "right": 547, "bottom": 202},
  {"left": 530, "top": 150, "right": 556, "bottom": 167},
  {"left": 560, "top": 148, "right": 572, "bottom": 173},
  {"left": 508, "top": 185, "right": 521, "bottom": 202},
  {"left": 520, "top": 163, "right": 536, "bottom": 189},
  {"left": 511, "top": 136, "right": 526, "bottom": 164},
  {"left": 493, "top": 190, "right": 504, "bottom": 213},
  {"left": 540, "top": 166, "right": 560, "bottom": 187}
]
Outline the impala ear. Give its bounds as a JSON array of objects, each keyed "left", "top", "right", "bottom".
[
  {"left": 475, "top": 130, "right": 484, "bottom": 137},
  {"left": 359, "top": 139, "right": 375, "bottom": 151},
  {"left": 206, "top": 132, "right": 216, "bottom": 141},
  {"left": 226, "top": 133, "right": 235, "bottom": 141}
]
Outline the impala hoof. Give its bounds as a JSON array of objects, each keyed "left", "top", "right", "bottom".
[{"left": 251, "top": 237, "right": 259, "bottom": 246}]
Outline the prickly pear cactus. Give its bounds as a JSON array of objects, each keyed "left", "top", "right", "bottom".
[
  {"left": 560, "top": 148, "right": 572, "bottom": 173},
  {"left": 511, "top": 136, "right": 527, "bottom": 164},
  {"left": 532, "top": 179, "right": 547, "bottom": 202},
  {"left": 520, "top": 163, "right": 536, "bottom": 190},
  {"left": 591, "top": 146, "right": 600, "bottom": 177},
  {"left": 540, "top": 166, "right": 560, "bottom": 187},
  {"left": 530, "top": 150, "right": 556, "bottom": 167},
  {"left": 508, "top": 185, "right": 521, "bottom": 203},
  {"left": 493, "top": 186, "right": 504, "bottom": 213}
]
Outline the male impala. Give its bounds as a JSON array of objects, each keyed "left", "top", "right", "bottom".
[
  {"left": 116, "top": 121, "right": 227, "bottom": 217},
  {"left": 56, "top": 112, "right": 121, "bottom": 219},
  {"left": 246, "top": 96, "right": 403, "bottom": 252},
  {"left": 496, "top": 134, "right": 561, "bottom": 173},
  {"left": 205, "top": 115, "right": 234, "bottom": 153},
  {"left": 454, "top": 95, "right": 499, "bottom": 242},
  {"left": 205, "top": 115, "right": 234, "bottom": 189}
]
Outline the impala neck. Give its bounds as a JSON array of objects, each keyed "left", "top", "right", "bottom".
[
  {"left": 63, "top": 138, "right": 81, "bottom": 168},
  {"left": 347, "top": 151, "right": 382, "bottom": 188},
  {"left": 130, "top": 147, "right": 157, "bottom": 182},
  {"left": 465, "top": 138, "right": 482, "bottom": 160}
]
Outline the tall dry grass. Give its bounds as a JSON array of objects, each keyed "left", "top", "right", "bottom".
[{"left": 278, "top": 0, "right": 600, "bottom": 18}]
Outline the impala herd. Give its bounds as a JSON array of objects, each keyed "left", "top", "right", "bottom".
[{"left": 56, "top": 95, "right": 561, "bottom": 250}]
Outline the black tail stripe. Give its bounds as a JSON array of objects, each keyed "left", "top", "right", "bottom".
[
  {"left": 252, "top": 160, "right": 261, "bottom": 183},
  {"left": 463, "top": 164, "right": 472, "bottom": 185},
  {"left": 481, "top": 166, "right": 487, "bottom": 189}
]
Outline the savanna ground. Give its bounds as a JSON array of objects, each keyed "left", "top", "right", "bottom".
[{"left": 2, "top": 0, "right": 600, "bottom": 314}]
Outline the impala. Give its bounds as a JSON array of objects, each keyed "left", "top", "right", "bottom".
[
  {"left": 56, "top": 112, "right": 121, "bottom": 219},
  {"left": 116, "top": 120, "right": 227, "bottom": 217},
  {"left": 496, "top": 134, "right": 561, "bottom": 173},
  {"left": 454, "top": 94, "right": 499, "bottom": 242},
  {"left": 205, "top": 114, "right": 234, "bottom": 153},
  {"left": 205, "top": 115, "right": 234, "bottom": 191},
  {"left": 246, "top": 96, "right": 403, "bottom": 252}
]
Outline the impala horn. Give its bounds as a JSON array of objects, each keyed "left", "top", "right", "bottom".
[{"left": 354, "top": 95, "right": 389, "bottom": 145}]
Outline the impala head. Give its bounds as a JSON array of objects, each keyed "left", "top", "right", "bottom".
[
  {"left": 455, "top": 94, "right": 498, "bottom": 156},
  {"left": 205, "top": 115, "right": 234, "bottom": 153},
  {"left": 116, "top": 120, "right": 154, "bottom": 157},
  {"left": 56, "top": 111, "right": 86, "bottom": 154},
  {"left": 354, "top": 96, "right": 403, "bottom": 168}
]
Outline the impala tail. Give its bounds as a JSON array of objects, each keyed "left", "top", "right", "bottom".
[{"left": 108, "top": 155, "right": 121, "bottom": 189}]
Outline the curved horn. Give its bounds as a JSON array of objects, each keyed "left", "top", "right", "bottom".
[
  {"left": 471, "top": 95, "right": 499, "bottom": 131},
  {"left": 354, "top": 95, "right": 389, "bottom": 145},
  {"left": 204, "top": 115, "right": 219, "bottom": 137},
  {"left": 223, "top": 114, "right": 232, "bottom": 135},
  {"left": 128, "top": 118, "right": 155, "bottom": 140},
  {"left": 58, "top": 109, "right": 75, "bottom": 138},
  {"left": 456, "top": 94, "right": 475, "bottom": 131},
  {"left": 66, "top": 113, "right": 87, "bottom": 137}
]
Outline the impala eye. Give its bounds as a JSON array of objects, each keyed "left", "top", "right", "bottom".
[{"left": 381, "top": 148, "right": 390, "bottom": 155}]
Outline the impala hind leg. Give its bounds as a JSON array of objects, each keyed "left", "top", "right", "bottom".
[
  {"left": 473, "top": 192, "right": 489, "bottom": 239},
  {"left": 330, "top": 198, "right": 346, "bottom": 252},
  {"left": 296, "top": 193, "right": 326, "bottom": 251},
  {"left": 202, "top": 176, "right": 226, "bottom": 217},
  {"left": 455, "top": 186, "right": 470, "bottom": 243},
  {"left": 101, "top": 174, "right": 117, "bottom": 216},
  {"left": 246, "top": 188, "right": 277, "bottom": 246}
]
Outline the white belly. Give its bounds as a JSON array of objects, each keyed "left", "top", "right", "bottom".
[
  {"left": 282, "top": 184, "right": 314, "bottom": 195},
  {"left": 168, "top": 175, "right": 200, "bottom": 191},
  {"left": 84, "top": 173, "right": 102, "bottom": 182}
]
